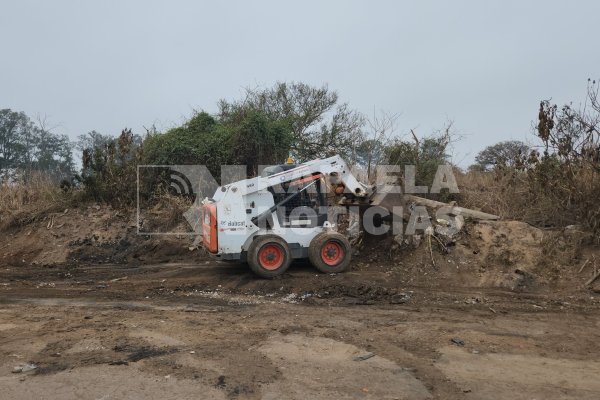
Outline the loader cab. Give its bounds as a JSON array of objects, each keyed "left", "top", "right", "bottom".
[{"left": 261, "top": 164, "right": 328, "bottom": 228}]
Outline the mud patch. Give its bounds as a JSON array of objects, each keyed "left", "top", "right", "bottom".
[
  {"left": 113, "top": 343, "right": 179, "bottom": 362},
  {"left": 436, "top": 346, "right": 600, "bottom": 399},
  {"left": 257, "top": 333, "right": 432, "bottom": 399},
  {"left": 1, "top": 365, "right": 227, "bottom": 400}
]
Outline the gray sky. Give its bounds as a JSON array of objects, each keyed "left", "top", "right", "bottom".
[{"left": 1, "top": 0, "right": 599, "bottom": 166}]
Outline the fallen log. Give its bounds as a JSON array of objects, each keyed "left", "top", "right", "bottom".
[{"left": 404, "top": 195, "right": 500, "bottom": 221}]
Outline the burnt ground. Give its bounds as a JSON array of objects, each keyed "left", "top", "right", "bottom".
[{"left": 1, "top": 205, "right": 600, "bottom": 399}]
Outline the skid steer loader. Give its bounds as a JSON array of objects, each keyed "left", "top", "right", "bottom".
[{"left": 201, "top": 155, "right": 401, "bottom": 278}]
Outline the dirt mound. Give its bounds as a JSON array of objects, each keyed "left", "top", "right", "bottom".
[
  {"left": 0, "top": 204, "right": 204, "bottom": 268},
  {"left": 350, "top": 219, "right": 598, "bottom": 293},
  {"left": 1, "top": 201, "right": 598, "bottom": 297}
]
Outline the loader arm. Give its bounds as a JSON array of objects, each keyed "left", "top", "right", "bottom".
[{"left": 232, "top": 155, "right": 373, "bottom": 199}]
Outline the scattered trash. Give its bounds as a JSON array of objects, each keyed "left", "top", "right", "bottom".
[
  {"left": 451, "top": 338, "right": 465, "bottom": 347},
  {"left": 390, "top": 293, "right": 411, "bottom": 304},
  {"left": 353, "top": 352, "right": 375, "bottom": 361},
  {"left": 12, "top": 363, "right": 38, "bottom": 373}
]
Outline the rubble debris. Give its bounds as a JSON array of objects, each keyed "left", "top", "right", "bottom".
[
  {"left": 390, "top": 293, "right": 411, "bottom": 304},
  {"left": 12, "top": 363, "right": 38, "bottom": 373}
]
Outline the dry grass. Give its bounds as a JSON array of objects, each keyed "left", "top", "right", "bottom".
[
  {"left": 138, "top": 190, "right": 194, "bottom": 234},
  {"left": 0, "top": 172, "right": 72, "bottom": 230},
  {"left": 456, "top": 170, "right": 546, "bottom": 222},
  {"left": 457, "top": 166, "right": 600, "bottom": 240}
]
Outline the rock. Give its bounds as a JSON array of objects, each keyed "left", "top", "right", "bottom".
[
  {"left": 390, "top": 293, "right": 411, "bottom": 304},
  {"left": 12, "top": 363, "right": 37, "bottom": 373}
]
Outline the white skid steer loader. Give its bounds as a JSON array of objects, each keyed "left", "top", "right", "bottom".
[{"left": 201, "top": 155, "right": 399, "bottom": 278}]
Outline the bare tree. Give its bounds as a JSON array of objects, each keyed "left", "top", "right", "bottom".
[{"left": 359, "top": 109, "right": 400, "bottom": 180}]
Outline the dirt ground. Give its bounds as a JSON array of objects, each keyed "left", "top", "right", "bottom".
[{"left": 1, "top": 205, "right": 600, "bottom": 399}]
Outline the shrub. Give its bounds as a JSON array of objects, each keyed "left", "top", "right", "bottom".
[{"left": 77, "top": 128, "right": 142, "bottom": 207}]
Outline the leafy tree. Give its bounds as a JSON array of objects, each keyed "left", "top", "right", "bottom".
[
  {"left": 143, "top": 112, "right": 229, "bottom": 178},
  {"left": 76, "top": 131, "right": 115, "bottom": 152},
  {"left": 474, "top": 140, "right": 529, "bottom": 171},
  {"left": 31, "top": 130, "right": 74, "bottom": 176},
  {"left": 0, "top": 109, "right": 33, "bottom": 171},
  {"left": 386, "top": 130, "right": 451, "bottom": 190},
  {"left": 143, "top": 109, "right": 293, "bottom": 179},
  {"left": 218, "top": 82, "right": 364, "bottom": 162},
  {"left": 223, "top": 110, "right": 292, "bottom": 176},
  {"left": 0, "top": 109, "right": 74, "bottom": 180}
]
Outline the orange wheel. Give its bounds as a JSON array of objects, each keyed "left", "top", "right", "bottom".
[
  {"left": 259, "top": 244, "right": 284, "bottom": 270},
  {"left": 309, "top": 232, "right": 352, "bottom": 273},
  {"left": 321, "top": 240, "right": 344, "bottom": 266},
  {"left": 247, "top": 235, "right": 292, "bottom": 278}
]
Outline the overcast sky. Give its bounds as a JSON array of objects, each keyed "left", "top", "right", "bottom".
[{"left": 1, "top": 0, "right": 599, "bottom": 166}]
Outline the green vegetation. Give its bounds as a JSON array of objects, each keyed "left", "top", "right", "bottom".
[
  {"left": 461, "top": 81, "right": 600, "bottom": 236},
  {"left": 0, "top": 109, "right": 73, "bottom": 180},
  {"left": 2, "top": 80, "right": 598, "bottom": 238},
  {"left": 142, "top": 82, "right": 363, "bottom": 177},
  {"left": 77, "top": 128, "right": 142, "bottom": 206}
]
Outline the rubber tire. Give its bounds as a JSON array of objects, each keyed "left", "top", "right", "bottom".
[
  {"left": 308, "top": 232, "right": 352, "bottom": 273},
  {"left": 247, "top": 235, "right": 292, "bottom": 279}
]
